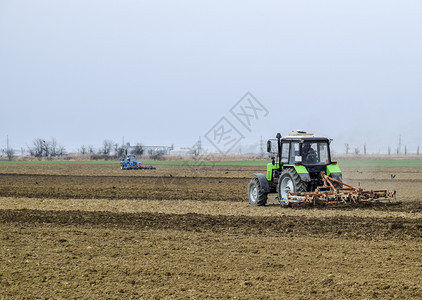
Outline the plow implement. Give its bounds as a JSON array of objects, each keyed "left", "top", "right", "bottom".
[
  {"left": 279, "top": 172, "right": 396, "bottom": 206},
  {"left": 121, "top": 164, "right": 156, "bottom": 170}
]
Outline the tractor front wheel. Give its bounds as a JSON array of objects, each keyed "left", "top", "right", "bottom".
[
  {"left": 278, "top": 168, "right": 307, "bottom": 205},
  {"left": 248, "top": 178, "right": 268, "bottom": 206}
]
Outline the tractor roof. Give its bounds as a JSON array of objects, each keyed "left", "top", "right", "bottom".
[{"left": 284, "top": 130, "right": 328, "bottom": 140}]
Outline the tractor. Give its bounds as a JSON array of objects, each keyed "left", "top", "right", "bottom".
[
  {"left": 248, "top": 130, "right": 395, "bottom": 206},
  {"left": 120, "top": 155, "right": 156, "bottom": 170}
]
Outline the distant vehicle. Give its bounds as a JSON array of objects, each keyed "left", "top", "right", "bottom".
[{"left": 120, "top": 155, "right": 156, "bottom": 170}]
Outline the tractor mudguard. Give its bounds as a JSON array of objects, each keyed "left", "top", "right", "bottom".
[
  {"left": 253, "top": 173, "right": 270, "bottom": 193},
  {"left": 298, "top": 173, "right": 311, "bottom": 182},
  {"left": 326, "top": 164, "right": 342, "bottom": 181},
  {"left": 326, "top": 163, "right": 341, "bottom": 176},
  {"left": 292, "top": 165, "right": 311, "bottom": 182},
  {"left": 330, "top": 172, "right": 343, "bottom": 182}
]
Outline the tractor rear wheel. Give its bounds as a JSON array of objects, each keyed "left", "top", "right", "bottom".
[
  {"left": 248, "top": 178, "right": 268, "bottom": 206},
  {"left": 278, "top": 168, "right": 307, "bottom": 204}
]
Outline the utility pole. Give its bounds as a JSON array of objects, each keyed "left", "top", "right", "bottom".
[
  {"left": 398, "top": 135, "right": 402, "bottom": 154},
  {"left": 260, "top": 136, "right": 264, "bottom": 156}
]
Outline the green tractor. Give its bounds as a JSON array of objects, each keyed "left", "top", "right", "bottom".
[
  {"left": 249, "top": 130, "right": 396, "bottom": 206},
  {"left": 248, "top": 130, "right": 343, "bottom": 206}
]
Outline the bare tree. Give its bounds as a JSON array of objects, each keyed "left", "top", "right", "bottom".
[
  {"left": 42, "top": 140, "right": 50, "bottom": 158},
  {"left": 354, "top": 147, "right": 360, "bottom": 155},
  {"left": 113, "top": 143, "right": 125, "bottom": 158},
  {"left": 2, "top": 137, "right": 15, "bottom": 160},
  {"left": 3, "top": 148, "right": 15, "bottom": 161},
  {"left": 150, "top": 151, "right": 165, "bottom": 160},
  {"left": 49, "top": 138, "right": 64, "bottom": 157},
  {"left": 50, "top": 138, "right": 58, "bottom": 157},
  {"left": 29, "top": 138, "right": 44, "bottom": 158},
  {"left": 404, "top": 145, "right": 407, "bottom": 155},
  {"left": 117, "top": 146, "right": 125, "bottom": 158},
  {"left": 101, "top": 140, "right": 114, "bottom": 156},
  {"left": 388, "top": 146, "right": 391, "bottom": 155},
  {"left": 417, "top": 145, "right": 420, "bottom": 156},
  {"left": 363, "top": 144, "right": 367, "bottom": 155},
  {"left": 88, "top": 145, "right": 95, "bottom": 154},
  {"left": 28, "top": 138, "right": 64, "bottom": 158},
  {"left": 57, "top": 145, "right": 66, "bottom": 156},
  {"left": 344, "top": 144, "right": 350, "bottom": 155},
  {"left": 134, "top": 143, "right": 144, "bottom": 156},
  {"left": 79, "top": 145, "right": 87, "bottom": 155}
]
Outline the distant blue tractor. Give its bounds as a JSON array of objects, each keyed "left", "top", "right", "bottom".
[{"left": 120, "top": 155, "right": 156, "bottom": 170}]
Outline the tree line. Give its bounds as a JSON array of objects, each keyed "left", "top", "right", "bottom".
[
  {"left": 78, "top": 140, "right": 144, "bottom": 159},
  {"left": 1, "top": 138, "right": 144, "bottom": 161}
]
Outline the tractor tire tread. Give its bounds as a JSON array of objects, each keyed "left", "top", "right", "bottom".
[
  {"left": 248, "top": 178, "right": 268, "bottom": 206},
  {"left": 278, "top": 168, "right": 307, "bottom": 199}
]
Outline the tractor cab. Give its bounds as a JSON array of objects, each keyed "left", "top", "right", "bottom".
[
  {"left": 267, "top": 131, "right": 334, "bottom": 168},
  {"left": 126, "top": 155, "right": 136, "bottom": 163},
  {"left": 277, "top": 131, "right": 332, "bottom": 166}
]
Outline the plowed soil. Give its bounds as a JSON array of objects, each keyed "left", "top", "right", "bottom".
[{"left": 0, "top": 163, "right": 421, "bottom": 299}]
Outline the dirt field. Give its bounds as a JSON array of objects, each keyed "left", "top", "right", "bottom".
[{"left": 0, "top": 163, "right": 421, "bottom": 299}]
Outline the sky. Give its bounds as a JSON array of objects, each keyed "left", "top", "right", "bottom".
[{"left": 0, "top": 0, "right": 421, "bottom": 154}]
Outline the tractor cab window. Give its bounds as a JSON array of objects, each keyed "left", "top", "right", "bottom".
[
  {"left": 318, "top": 143, "right": 329, "bottom": 164},
  {"left": 281, "top": 142, "right": 290, "bottom": 163},
  {"left": 302, "top": 141, "right": 330, "bottom": 165},
  {"left": 289, "top": 142, "right": 301, "bottom": 164}
]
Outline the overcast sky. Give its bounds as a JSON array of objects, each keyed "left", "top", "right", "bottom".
[{"left": 1, "top": 0, "right": 421, "bottom": 154}]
